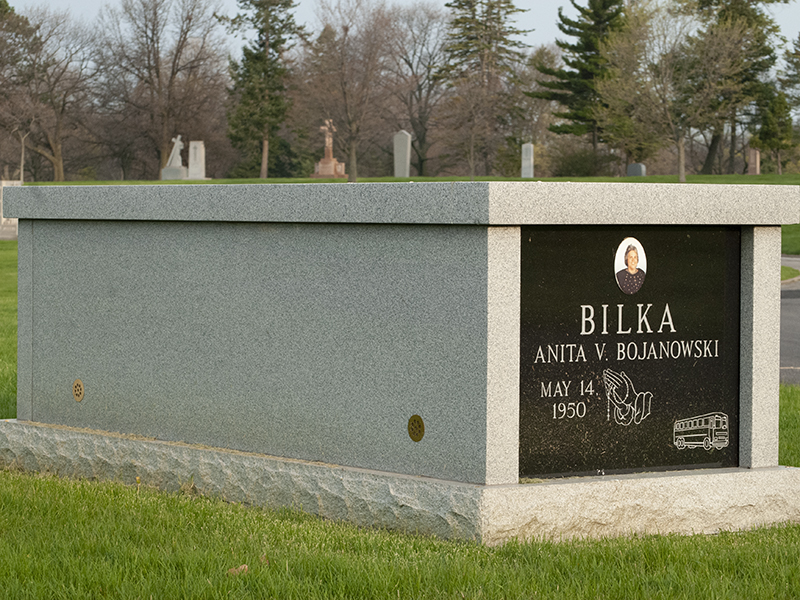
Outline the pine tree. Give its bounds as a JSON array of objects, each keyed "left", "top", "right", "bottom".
[
  {"left": 529, "top": 0, "right": 625, "bottom": 152},
  {"left": 780, "top": 32, "right": 800, "bottom": 110},
  {"left": 695, "top": 0, "right": 780, "bottom": 174},
  {"left": 223, "top": 0, "right": 304, "bottom": 178},
  {"left": 440, "top": 0, "right": 528, "bottom": 176},
  {"left": 442, "top": 0, "right": 528, "bottom": 84},
  {"left": 749, "top": 85, "right": 794, "bottom": 175}
]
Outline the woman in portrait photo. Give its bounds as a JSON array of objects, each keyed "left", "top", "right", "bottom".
[{"left": 616, "top": 242, "right": 646, "bottom": 294}]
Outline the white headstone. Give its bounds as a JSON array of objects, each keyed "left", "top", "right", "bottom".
[
  {"left": 393, "top": 130, "right": 412, "bottom": 178},
  {"left": 521, "top": 143, "right": 534, "bottom": 178},
  {"left": 626, "top": 163, "right": 647, "bottom": 177},
  {"left": 748, "top": 147, "right": 761, "bottom": 175},
  {"left": 188, "top": 141, "right": 206, "bottom": 180}
]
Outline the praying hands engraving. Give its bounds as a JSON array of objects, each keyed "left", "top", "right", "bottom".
[{"left": 602, "top": 369, "right": 653, "bottom": 426}]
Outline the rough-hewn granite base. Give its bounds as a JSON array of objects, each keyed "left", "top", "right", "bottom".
[
  {"left": 0, "top": 419, "right": 484, "bottom": 541},
  {"left": 2, "top": 419, "right": 799, "bottom": 544}
]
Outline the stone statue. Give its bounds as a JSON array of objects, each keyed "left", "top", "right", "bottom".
[
  {"left": 312, "top": 120, "right": 346, "bottom": 178},
  {"left": 320, "top": 120, "right": 336, "bottom": 161},
  {"left": 167, "top": 135, "right": 184, "bottom": 168},
  {"left": 161, "top": 135, "right": 189, "bottom": 180}
]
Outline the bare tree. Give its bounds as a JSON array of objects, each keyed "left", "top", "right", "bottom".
[
  {"left": 96, "top": 0, "right": 229, "bottom": 176},
  {"left": 0, "top": 8, "right": 96, "bottom": 181},
  {"left": 439, "top": 77, "right": 494, "bottom": 177},
  {"left": 295, "top": 0, "right": 394, "bottom": 181},
  {"left": 385, "top": 2, "right": 449, "bottom": 176},
  {"left": 493, "top": 44, "right": 563, "bottom": 177}
]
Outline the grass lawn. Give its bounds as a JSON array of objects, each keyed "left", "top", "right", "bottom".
[
  {"left": 784, "top": 224, "right": 800, "bottom": 254},
  {"left": 0, "top": 241, "right": 15, "bottom": 419},
  {"left": 0, "top": 469, "right": 798, "bottom": 599},
  {"left": 781, "top": 385, "right": 800, "bottom": 467},
  {"left": 782, "top": 266, "right": 800, "bottom": 280}
]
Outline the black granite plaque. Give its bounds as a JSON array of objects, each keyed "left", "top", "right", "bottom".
[{"left": 520, "top": 226, "right": 740, "bottom": 478}]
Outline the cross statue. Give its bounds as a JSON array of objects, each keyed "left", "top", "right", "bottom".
[
  {"left": 167, "top": 135, "right": 184, "bottom": 168},
  {"left": 320, "top": 120, "right": 336, "bottom": 160}
]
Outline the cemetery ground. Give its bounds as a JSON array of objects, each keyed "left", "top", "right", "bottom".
[{"left": 1, "top": 226, "right": 800, "bottom": 596}]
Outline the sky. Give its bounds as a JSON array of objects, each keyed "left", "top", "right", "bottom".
[{"left": 9, "top": 0, "right": 800, "bottom": 67}]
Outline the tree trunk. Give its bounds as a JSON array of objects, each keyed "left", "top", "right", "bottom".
[
  {"left": 44, "top": 141, "right": 65, "bottom": 182},
  {"left": 348, "top": 140, "right": 358, "bottom": 182},
  {"left": 262, "top": 17, "right": 270, "bottom": 180},
  {"left": 412, "top": 145, "right": 426, "bottom": 177},
  {"left": 260, "top": 139, "right": 269, "bottom": 179},
  {"left": 18, "top": 133, "right": 27, "bottom": 184},
  {"left": 700, "top": 131, "right": 722, "bottom": 175},
  {"left": 728, "top": 113, "right": 736, "bottom": 174},
  {"left": 777, "top": 149, "right": 783, "bottom": 175},
  {"left": 468, "top": 131, "right": 476, "bottom": 181},
  {"left": 159, "top": 143, "right": 170, "bottom": 179},
  {"left": 412, "top": 128, "right": 427, "bottom": 176},
  {"left": 52, "top": 154, "right": 65, "bottom": 182},
  {"left": 677, "top": 136, "right": 686, "bottom": 183}
]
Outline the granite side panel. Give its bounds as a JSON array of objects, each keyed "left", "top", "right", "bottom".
[
  {"left": 740, "top": 227, "right": 781, "bottom": 468},
  {"left": 480, "top": 467, "right": 800, "bottom": 543},
  {"left": 27, "top": 220, "right": 490, "bottom": 484},
  {"left": 0, "top": 420, "right": 483, "bottom": 541},
  {"left": 488, "top": 182, "right": 800, "bottom": 225},
  {"left": 15, "top": 219, "right": 32, "bottom": 421},
  {"left": 485, "top": 227, "right": 520, "bottom": 485}
]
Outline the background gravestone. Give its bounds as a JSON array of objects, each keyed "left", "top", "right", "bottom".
[
  {"left": 521, "top": 143, "right": 534, "bottom": 178},
  {"left": 394, "top": 130, "right": 411, "bottom": 178},
  {"left": 627, "top": 163, "right": 647, "bottom": 177},
  {"left": 748, "top": 148, "right": 761, "bottom": 175},
  {"left": 188, "top": 141, "right": 206, "bottom": 180}
]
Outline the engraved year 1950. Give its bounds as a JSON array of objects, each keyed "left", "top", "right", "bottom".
[{"left": 553, "top": 401, "right": 587, "bottom": 419}]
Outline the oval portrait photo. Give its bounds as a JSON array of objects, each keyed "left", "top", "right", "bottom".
[{"left": 614, "top": 237, "right": 647, "bottom": 295}]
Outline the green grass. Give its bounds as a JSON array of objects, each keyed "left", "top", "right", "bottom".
[
  {"left": 781, "top": 385, "right": 800, "bottom": 467},
  {"left": 0, "top": 469, "right": 799, "bottom": 599},
  {"left": 782, "top": 266, "right": 800, "bottom": 280},
  {"left": 783, "top": 224, "right": 800, "bottom": 255},
  {"left": 0, "top": 241, "right": 16, "bottom": 419}
]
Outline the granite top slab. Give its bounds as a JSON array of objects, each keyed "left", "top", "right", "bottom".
[{"left": 5, "top": 182, "right": 799, "bottom": 225}]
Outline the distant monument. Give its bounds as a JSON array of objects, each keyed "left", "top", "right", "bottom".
[
  {"left": 0, "top": 180, "right": 22, "bottom": 240},
  {"left": 521, "top": 143, "right": 534, "bottom": 178},
  {"left": 161, "top": 135, "right": 188, "bottom": 180},
  {"left": 188, "top": 141, "right": 206, "bottom": 180},
  {"left": 394, "top": 130, "right": 411, "bottom": 178},
  {"left": 312, "top": 120, "right": 346, "bottom": 179},
  {"left": 627, "top": 163, "right": 647, "bottom": 177},
  {"left": 748, "top": 147, "right": 761, "bottom": 175}
]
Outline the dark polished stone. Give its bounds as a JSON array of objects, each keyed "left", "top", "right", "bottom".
[{"left": 519, "top": 226, "right": 740, "bottom": 478}]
